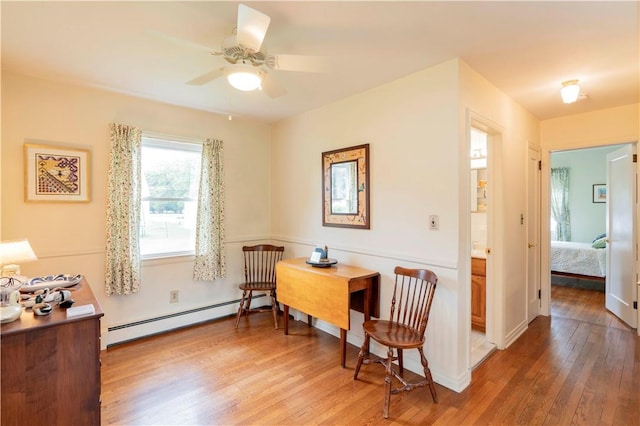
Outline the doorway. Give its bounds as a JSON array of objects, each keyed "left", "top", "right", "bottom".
[
  {"left": 548, "top": 144, "right": 637, "bottom": 329},
  {"left": 469, "top": 126, "right": 495, "bottom": 367}
]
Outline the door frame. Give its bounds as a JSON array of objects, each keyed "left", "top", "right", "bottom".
[
  {"left": 466, "top": 110, "right": 505, "bottom": 355},
  {"left": 539, "top": 142, "right": 639, "bottom": 335}
]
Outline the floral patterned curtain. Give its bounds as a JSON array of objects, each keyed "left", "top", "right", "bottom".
[
  {"left": 105, "top": 123, "right": 142, "bottom": 295},
  {"left": 550, "top": 167, "right": 571, "bottom": 241},
  {"left": 193, "top": 139, "right": 226, "bottom": 280}
]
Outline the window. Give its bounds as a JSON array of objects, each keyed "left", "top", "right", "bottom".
[
  {"left": 550, "top": 167, "right": 571, "bottom": 241},
  {"left": 140, "top": 136, "right": 202, "bottom": 258}
]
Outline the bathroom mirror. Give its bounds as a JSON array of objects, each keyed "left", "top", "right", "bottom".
[{"left": 322, "top": 144, "right": 370, "bottom": 229}]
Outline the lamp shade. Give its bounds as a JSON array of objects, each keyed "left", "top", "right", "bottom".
[
  {"left": 0, "top": 240, "right": 37, "bottom": 276},
  {"left": 560, "top": 79, "right": 580, "bottom": 104},
  {"left": 226, "top": 65, "right": 263, "bottom": 91},
  {"left": 0, "top": 240, "right": 37, "bottom": 264}
]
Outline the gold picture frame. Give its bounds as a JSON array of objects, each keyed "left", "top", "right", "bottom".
[
  {"left": 322, "top": 144, "right": 370, "bottom": 229},
  {"left": 24, "top": 143, "right": 91, "bottom": 202}
]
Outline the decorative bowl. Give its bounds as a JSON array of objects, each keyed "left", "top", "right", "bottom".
[{"left": 20, "top": 274, "right": 83, "bottom": 293}]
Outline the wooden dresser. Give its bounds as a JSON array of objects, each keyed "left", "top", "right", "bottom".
[
  {"left": 1, "top": 279, "right": 103, "bottom": 426},
  {"left": 471, "top": 257, "right": 486, "bottom": 332}
]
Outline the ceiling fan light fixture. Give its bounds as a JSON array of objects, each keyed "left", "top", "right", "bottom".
[
  {"left": 226, "top": 65, "right": 263, "bottom": 91},
  {"left": 560, "top": 79, "right": 580, "bottom": 104}
]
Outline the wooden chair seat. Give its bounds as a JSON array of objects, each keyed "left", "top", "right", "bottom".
[
  {"left": 238, "top": 281, "right": 276, "bottom": 291},
  {"left": 235, "top": 244, "right": 284, "bottom": 329},
  {"left": 354, "top": 266, "right": 438, "bottom": 419},
  {"left": 361, "top": 320, "right": 424, "bottom": 348}
]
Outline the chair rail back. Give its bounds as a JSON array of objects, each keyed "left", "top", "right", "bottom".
[
  {"left": 389, "top": 266, "right": 438, "bottom": 335},
  {"left": 242, "top": 244, "right": 285, "bottom": 284}
]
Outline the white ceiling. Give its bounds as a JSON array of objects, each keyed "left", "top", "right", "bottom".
[{"left": 2, "top": 1, "right": 638, "bottom": 123}]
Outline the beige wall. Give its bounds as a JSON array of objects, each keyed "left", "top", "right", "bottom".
[
  {"left": 271, "top": 58, "right": 540, "bottom": 391},
  {"left": 272, "top": 59, "right": 462, "bottom": 390},
  {"left": 459, "top": 60, "right": 541, "bottom": 359},
  {"left": 541, "top": 104, "right": 638, "bottom": 150},
  {"left": 1, "top": 72, "right": 272, "bottom": 345}
]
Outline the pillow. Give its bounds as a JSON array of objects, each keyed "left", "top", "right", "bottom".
[
  {"left": 592, "top": 233, "right": 606, "bottom": 243},
  {"left": 592, "top": 237, "right": 606, "bottom": 249}
]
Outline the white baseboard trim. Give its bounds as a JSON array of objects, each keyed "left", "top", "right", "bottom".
[{"left": 504, "top": 319, "right": 528, "bottom": 348}]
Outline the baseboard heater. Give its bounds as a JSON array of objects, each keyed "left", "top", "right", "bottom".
[{"left": 106, "top": 294, "right": 267, "bottom": 347}]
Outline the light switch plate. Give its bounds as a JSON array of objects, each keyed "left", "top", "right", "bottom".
[{"left": 429, "top": 215, "right": 439, "bottom": 230}]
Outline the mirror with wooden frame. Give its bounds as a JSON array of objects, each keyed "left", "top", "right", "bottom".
[{"left": 322, "top": 144, "right": 370, "bottom": 229}]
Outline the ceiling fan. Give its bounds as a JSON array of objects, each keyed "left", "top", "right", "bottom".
[{"left": 186, "top": 3, "right": 328, "bottom": 98}]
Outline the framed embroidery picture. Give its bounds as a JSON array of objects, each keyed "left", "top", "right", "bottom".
[{"left": 24, "top": 143, "right": 91, "bottom": 202}]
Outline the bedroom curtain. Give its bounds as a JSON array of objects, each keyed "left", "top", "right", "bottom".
[
  {"left": 105, "top": 123, "right": 142, "bottom": 295},
  {"left": 550, "top": 167, "right": 571, "bottom": 241},
  {"left": 193, "top": 138, "right": 226, "bottom": 281}
]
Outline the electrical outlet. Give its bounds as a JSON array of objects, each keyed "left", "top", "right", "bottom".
[
  {"left": 169, "top": 290, "right": 179, "bottom": 304},
  {"left": 429, "top": 215, "right": 439, "bottom": 230}
]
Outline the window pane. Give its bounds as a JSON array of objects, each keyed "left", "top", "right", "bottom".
[
  {"left": 140, "top": 201, "right": 197, "bottom": 256},
  {"left": 140, "top": 141, "right": 201, "bottom": 257},
  {"left": 142, "top": 145, "right": 200, "bottom": 200}
]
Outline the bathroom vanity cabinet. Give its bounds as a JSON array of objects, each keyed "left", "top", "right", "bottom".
[{"left": 471, "top": 257, "right": 486, "bottom": 332}]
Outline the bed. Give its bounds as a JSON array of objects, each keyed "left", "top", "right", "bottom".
[{"left": 550, "top": 240, "right": 606, "bottom": 278}]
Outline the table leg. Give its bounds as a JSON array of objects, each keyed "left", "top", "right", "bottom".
[
  {"left": 364, "top": 283, "right": 372, "bottom": 354},
  {"left": 340, "top": 328, "right": 347, "bottom": 368},
  {"left": 364, "top": 284, "right": 371, "bottom": 321},
  {"left": 284, "top": 305, "right": 289, "bottom": 335}
]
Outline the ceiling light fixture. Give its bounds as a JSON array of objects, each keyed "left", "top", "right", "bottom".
[
  {"left": 560, "top": 79, "right": 580, "bottom": 104},
  {"left": 226, "top": 64, "right": 263, "bottom": 92}
]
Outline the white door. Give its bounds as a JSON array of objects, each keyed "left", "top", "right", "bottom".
[
  {"left": 527, "top": 146, "right": 541, "bottom": 322},
  {"left": 605, "top": 144, "right": 637, "bottom": 328}
]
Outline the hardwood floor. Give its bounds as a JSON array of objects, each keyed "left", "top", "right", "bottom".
[
  {"left": 101, "top": 289, "right": 639, "bottom": 425},
  {"left": 550, "top": 284, "right": 630, "bottom": 329}
]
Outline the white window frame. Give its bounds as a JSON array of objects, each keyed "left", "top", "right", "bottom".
[{"left": 140, "top": 133, "right": 203, "bottom": 260}]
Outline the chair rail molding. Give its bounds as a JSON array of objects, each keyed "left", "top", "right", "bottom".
[{"left": 270, "top": 235, "right": 458, "bottom": 271}]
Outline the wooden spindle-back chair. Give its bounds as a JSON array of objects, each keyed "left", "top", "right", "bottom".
[
  {"left": 234, "top": 244, "right": 284, "bottom": 329},
  {"left": 353, "top": 266, "right": 438, "bottom": 418}
]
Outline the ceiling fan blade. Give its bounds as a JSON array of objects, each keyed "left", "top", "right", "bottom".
[
  {"left": 260, "top": 73, "right": 287, "bottom": 98},
  {"left": 268, "top": 54, "right": 331, "bottom": 73},
  {"left": 187, "top": 68, "right": 225, "bottom": 85},
  {"left": 236, "top": 4, "right": 271, "bottom": 52}
]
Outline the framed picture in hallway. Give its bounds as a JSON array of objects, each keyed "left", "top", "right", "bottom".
[
  {"left": 592, "top": 184, "right": 606, "bottom": 203},
  {"left": 24, "top": 143, "right": 91, "bottom": 202}
]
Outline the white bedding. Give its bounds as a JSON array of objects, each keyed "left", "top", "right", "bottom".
[{"left": 550, "top": 241, "right": 606, "bottom": 277}]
